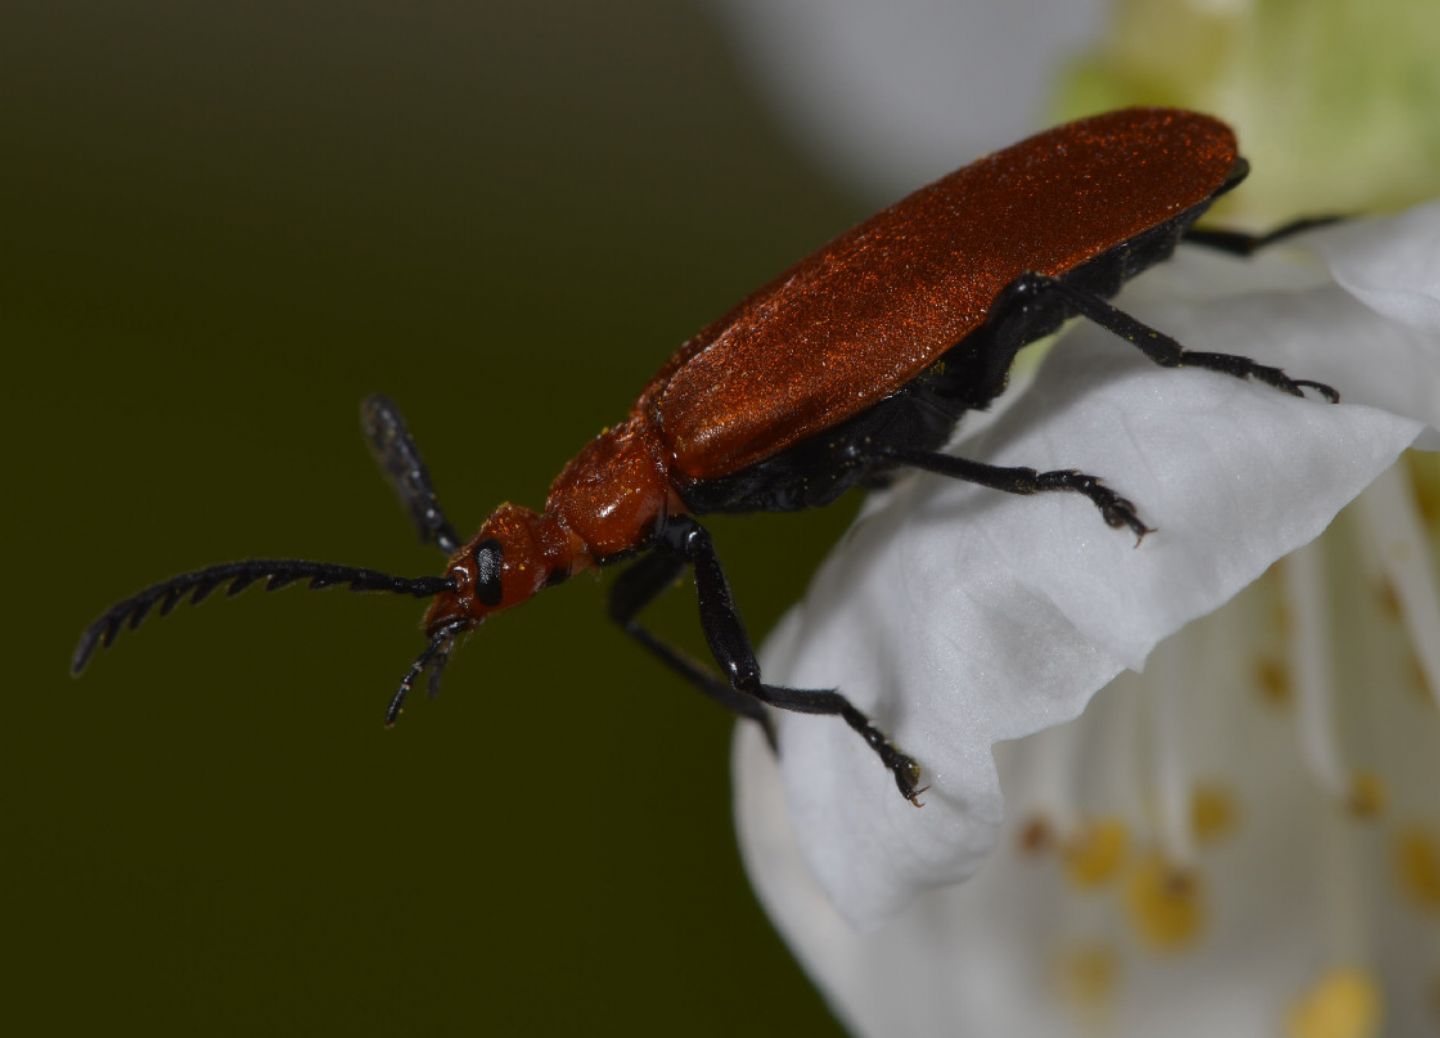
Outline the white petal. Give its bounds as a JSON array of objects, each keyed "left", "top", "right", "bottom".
[
  {"left": 1303, "top": 204, "right": 1440, "bottom": 448},
  {"left": 742, "top": 230, "right": 1431, "bottom": 928},
  {"left": 702, "top": 0, "right": 1107, "bottom": 198},
  {"left": 1308, "top": 200, "right": 1440, "bottom": 335}
]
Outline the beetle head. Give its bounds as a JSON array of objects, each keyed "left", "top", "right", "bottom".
[
  {"left": 423, "top": 503, "right": 576, "bottom": 635},
  {"left": 383, "top": 504, "right": 576, "bottom": 724}
]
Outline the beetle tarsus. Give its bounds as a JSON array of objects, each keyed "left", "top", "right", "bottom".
[
  {"left": 835, "top": 701, "right": 925, "bottom": 804},
  {"left": 874, "top": 448, "right": 1154, "bottom": 541},
  {"left": 892, "top": 752, "right": 927, "bottom": 807},
  {"left": 905, "top": 782, "right": 930, "bottom": 809},
  {"left": 1033, "top": 469, "right": 1151, "bottom": 541},
  {"left": 1181, "top": 351, "right": 1340, "bottom": 403}
]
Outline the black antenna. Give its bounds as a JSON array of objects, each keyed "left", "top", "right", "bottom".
[
  {"left": 72, "top": 559, "right": 455, "bottom": 675},
  {"left": 385, "top": 618, "right": 467, "bottom": 725},
  {"left": 362, "top": 394, "right": 461, "bottom": 555}
]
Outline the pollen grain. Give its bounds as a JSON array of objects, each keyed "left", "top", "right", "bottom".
[
  {"left": 1061, "top": 817, "right": 1130, "bottom": 889},
  {"left": 1285, "top": 968, "right": 1382, "bottom": 1038},
  {"left": 1122, "top": 852, "right": 1205, "bottom": 952}
]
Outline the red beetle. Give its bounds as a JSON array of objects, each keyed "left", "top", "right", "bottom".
[{"left": 74, "top": 107, "right": 1338, "bottom": 803}]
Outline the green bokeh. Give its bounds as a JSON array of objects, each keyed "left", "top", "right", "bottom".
[
  {"left": 4, "top": 3, "right": 863, "bottom": 1033},
  {"left": 1057, "top": 0, "right": 1440, "bottom": 222}
]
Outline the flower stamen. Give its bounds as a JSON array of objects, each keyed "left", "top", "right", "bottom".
[
  {"left": 1189, "top": 784, "right": 1238, "bottom": 847},
  {"left": 1394, "top": 824, "right": 1440, "bottom": 913},
  {"left": 1354, "top": 465, "right": 1440, "bottom": 709},
  {"left": 1280, "top": 543, "right": 1349, "bottom": 801},
  {"left": 1053, "top": 941, "right": 1121, "bottom": 1019},
  {"left": 1143, "top": 637, "right": 1196, "bottom": 866},
  {"left": 1061, "top": 816, "right": 1130, "bottom": 889}
]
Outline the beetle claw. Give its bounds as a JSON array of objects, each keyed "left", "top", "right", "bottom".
[
  {"left": 1296, "top": 378, "right": 1341, "bottom": 403},
  {"left": 892, "top": 755, "right": 927, "bottom": 806}
]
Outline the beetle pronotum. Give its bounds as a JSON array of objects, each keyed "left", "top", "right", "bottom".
[{"left": 74, "top": 108, "right": 1339, "bottom": 803}]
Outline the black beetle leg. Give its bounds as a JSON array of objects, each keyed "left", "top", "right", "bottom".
[
  {"left": 609, "top": 547, "right": 778, "bottom": 751},
  {"left": 361, "top": 394, "right": 463, "bottom": 555},
  {"left": 1182, "top": 215, "right": 1343, "bottom": 256},
  {"left": 1013, "top": 272, "right": 1341, "bottom": 402},
  {"left": 655, "top": 515, "right": 925, "bottom": 805},
  {"left": 870, "top": 446, "right": 1152, "bottom": 543}
]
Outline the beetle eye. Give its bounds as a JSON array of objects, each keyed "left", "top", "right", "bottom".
[{"left": 473, "top": 539, "right": 504, "bottom": 607}]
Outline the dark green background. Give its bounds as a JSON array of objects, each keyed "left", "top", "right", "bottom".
[{"left": 5, "top": 3, "right": 865, "bottom": 1033}]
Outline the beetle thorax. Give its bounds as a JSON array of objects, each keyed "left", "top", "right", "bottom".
[{"left": 546, "top": 416, "right": 675, "bottom": 561}]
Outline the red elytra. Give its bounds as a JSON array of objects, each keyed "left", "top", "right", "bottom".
[
  {"left": 76, "top": 106, "right": 1336, "bottom": 805},
  {"left": 659, "top": 108, "right": 1237, "bottom": 479}
]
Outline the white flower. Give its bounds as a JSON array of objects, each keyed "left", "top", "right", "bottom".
[
  {"left": 704, "top": 0, "right": 1108, "bottom": 200},
  {"left": 708, "top": 0, "right": 1440, "bottom": 1031},
  {"left": 733, "top": 206, "right": 1440, "bottom": 1035}
]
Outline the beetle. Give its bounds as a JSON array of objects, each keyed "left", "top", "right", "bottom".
[{"left": 73, "top": 107, "right": 1339, "bottom": 804}]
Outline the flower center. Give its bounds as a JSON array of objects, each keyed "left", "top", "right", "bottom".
[{"left": 1013, "top": 456, "right": 1440, "bottom": 1025}]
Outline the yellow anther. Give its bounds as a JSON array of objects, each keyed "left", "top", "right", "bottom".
[
  {"left": 1190, "top": 784, "right": 1238, "bottom": 846},
  {"left": 1061, "top": 817, "right": 1129, "bottom": 889},
  {"left": 1346, "top": 772, "right": 1386, "bottom": 820},
  {"left": 1286, "top": 968, "right": 1382, "bottom": 1038},
  {"left": 1123, "top": 852, "right": 1205, "bottom": 952},
  {"left": 1254, "top": 656, "right": 1292, "bottom": 707},
  {"left": 1395, "top": 825, "right": 1440, "bottom": 913},
  {"left": 1054, "top": 941, "right": 1119, "bottom": 1015}
]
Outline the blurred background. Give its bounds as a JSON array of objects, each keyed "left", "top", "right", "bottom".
[
  {"left": 11, "top": 0, "right": 1439, "bottom": 1034},
  {"left": 2, "top": 2, "right": 908, "bottom": 1032}
]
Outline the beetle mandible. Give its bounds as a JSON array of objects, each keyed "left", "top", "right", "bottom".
[{"left": 73, "top": 107, "right": 1340, "bottom": 804}]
